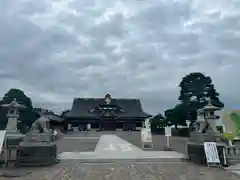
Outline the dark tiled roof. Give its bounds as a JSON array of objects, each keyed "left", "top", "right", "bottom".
[{"left": 65, "top": 98, "right": 151, "bottom": 119}]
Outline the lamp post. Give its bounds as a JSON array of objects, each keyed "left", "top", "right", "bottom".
[{"left": 0, "top": 98, "right": 26, "bottom": 132}]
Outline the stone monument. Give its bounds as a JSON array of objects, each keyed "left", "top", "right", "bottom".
[
  {"left": 141, "top": 118, "right": 153, "bottom": 149},
  {"left": 187, "top": 99, "right": 227, "bottom": 166},
  {"left": 164, "top": 125, "right": 172, "bottom": 151},
  {"left": 16, "top": 116, "right": 58, "bottom": 166}
]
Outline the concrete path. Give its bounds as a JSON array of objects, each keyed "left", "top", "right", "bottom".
[
  {"left": 225, "top": 163, "right": 240, "bottom": 176},
  {"left": 58, "top": 134, "right": 187, "bottom": 162}
]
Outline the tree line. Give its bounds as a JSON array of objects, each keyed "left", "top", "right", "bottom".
[
  {"left": 150, "top": 72, "right": 224, "bottom": 132},
  {"left": 0, "top": 72, "right": 224, "bottom": 132}
]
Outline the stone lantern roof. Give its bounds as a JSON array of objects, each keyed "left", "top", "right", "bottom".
[
  {"left": 198, "top": 99, "right": 221, "bottom": 112},
  {"left": 0, "top": 98, "right": 26, "bottom": 109}
]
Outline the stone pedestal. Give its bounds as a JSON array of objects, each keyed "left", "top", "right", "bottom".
[
  {"left": 3, "top": 133, "right": 25, "bottom": 166},
  {"left": 187, "top": 132, "right": 227, "bottom": 166},
  {"left": 16, "top": 142, "right": 57, "bottom": 166},
  {"left": 15, "top": 131, "right": 58, "bottom": 166},
  {"left": 6, "top": 133, "right": 25, "bottom": 149},
  {"left": 24, "top": 132, "right": 54, "bottom": 142}
]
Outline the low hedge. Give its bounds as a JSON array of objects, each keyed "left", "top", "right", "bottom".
[
  {"left": 151, "top": 128, "right": 165, "bottom": 134},
  {"left": 152, "top": 127, "right": 190, "bottom": 136},
  {"left": 172, "top": 128, "right": 190, "bottom": 137}
]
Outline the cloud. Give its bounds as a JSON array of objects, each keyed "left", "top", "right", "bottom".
[{"left": 0, "top": 0, "right": 240, "bottom": 114}]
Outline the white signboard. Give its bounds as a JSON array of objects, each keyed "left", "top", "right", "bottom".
[
  {"left": 165, "top": 126, "right": 172, "bottom": 136},
  {"left": 0, "top": 130, "right": 6, "bottom": 152},
  {"left": 141, "top": 128, "right": 152, "bottom": 143},
  {"left": 204, "top": 142, "right": 220, "bottom": 165}
]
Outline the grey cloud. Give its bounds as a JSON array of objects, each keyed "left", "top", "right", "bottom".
[
  {"left": 0, "top": 0, "right": 239, "bottom": 115},
  {"left": 87, "top": 14, "right": 127, "bottom": 39}
]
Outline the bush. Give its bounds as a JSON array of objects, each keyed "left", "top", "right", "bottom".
[
  {"left": 216, "top": 126, "right": 224, "bottom": 133},
  {"left": 152, "top": 127, "right": 165, "bottom": 134},
  {"left": 172, "top": 128, "right": 190, "bottom": 137}
]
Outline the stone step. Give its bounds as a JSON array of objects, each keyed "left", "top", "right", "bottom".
[
  {"left": 58, "top": 151, "right": 189, "bottom": 163},
  {"left": 228, "top": 158, "right": 240, "bottom": 164},
  {"left": 59, "top": 157, "right": 188, "bottom": 163}
]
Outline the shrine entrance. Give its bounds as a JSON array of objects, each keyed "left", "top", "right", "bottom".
[{"left": 102, "top": 122, "right": 116, "bottom": 131}]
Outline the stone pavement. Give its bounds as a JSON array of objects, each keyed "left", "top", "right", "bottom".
[
  {"left": 58, "top": 131, "right": 188, "bottom": 153},
  {"left": 225, "top": 163, "right": 240, "bottom": 176},
  {"left": 0, "top": 131, "right": 239, "bottom": 179},
  {"left": 0, "top": 162, "right": 239, "bottom": 180},
  {"left": 58, "top": 134, "right": 187, "bottom": 162}
]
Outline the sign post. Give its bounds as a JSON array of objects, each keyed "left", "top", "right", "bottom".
[{"left": 164, "top": 126, "right": 172, "bottom": 150}]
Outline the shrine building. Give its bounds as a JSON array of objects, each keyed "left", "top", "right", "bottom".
[{"left": 63, "top": 94, "right": 151, "bottom": 131}]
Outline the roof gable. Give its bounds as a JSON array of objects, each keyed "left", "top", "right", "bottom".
[{"left": 65, "top": 96, "right": 151, "bottom": 118}]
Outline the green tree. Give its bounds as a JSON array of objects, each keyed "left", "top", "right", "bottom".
[
  {"left": 164, "top": 102, "right": 188, "bottom": 129},
  {"left": 179, "top": 72, "right": 223, "bottom": 108},
  {"left": 178, "top": 72, "right": 224, "bottom": 121},
  {"left": 150, "top": 113, "right": 167, "bottom": 132},
  {"left": 0, "top": 88, "right": 38, "bottom": 130}
]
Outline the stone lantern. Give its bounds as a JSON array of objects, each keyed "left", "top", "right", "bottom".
[
  {"left": 0, "top": 98, "right": 25, "bottom": 132},
  {"left": 196, "top": 99, "right": 222, "bottom": 133}
]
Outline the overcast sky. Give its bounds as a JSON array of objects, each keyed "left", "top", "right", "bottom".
[{"left": 0, "top": 0, "right": 240, "bottom": 114}]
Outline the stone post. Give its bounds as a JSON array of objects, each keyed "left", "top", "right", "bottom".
[
  {"left": 67, "top": 124, "right": 72, "bottom": 131},
  {"left": 164, "top": 126, "right": 172, "bottom": 151}
]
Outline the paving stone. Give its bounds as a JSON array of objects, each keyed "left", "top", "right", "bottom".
[
  {"left": 4, "top": 162, "right": 238, "bottom": 180},
  {"left": 0, "top": 131, "right": 238, "bottom": 180},
  {"left": 58, "top": 134, "right": 187, "bottom": 162}
]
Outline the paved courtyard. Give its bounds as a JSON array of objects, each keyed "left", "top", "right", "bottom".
[
  {"left": 57, "top": 131, "right": 188, "bottom": 154},
  {"left": 58, "top": 133, "right": 187, "bottom": 162},
  {"left": 1, "top": 162, "right": 239, "bottom": 180},
  {"left": 0, "top": 131, "right": 239, "bottom": 179}
]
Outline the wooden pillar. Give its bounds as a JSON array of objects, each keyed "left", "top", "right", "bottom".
[{"left": 99, "top": 122, "right": 102, "bottom": 131}]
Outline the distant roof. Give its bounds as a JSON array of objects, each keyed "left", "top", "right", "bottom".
[
  {"left": 34, "top": 108, "right": 64, "bottom": 122},
  {"left": 65, "top": 96, "right": 151, "bottom": 119},
  {"left": 44, "top": 114, "right": 64, "bottom": 122}
]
